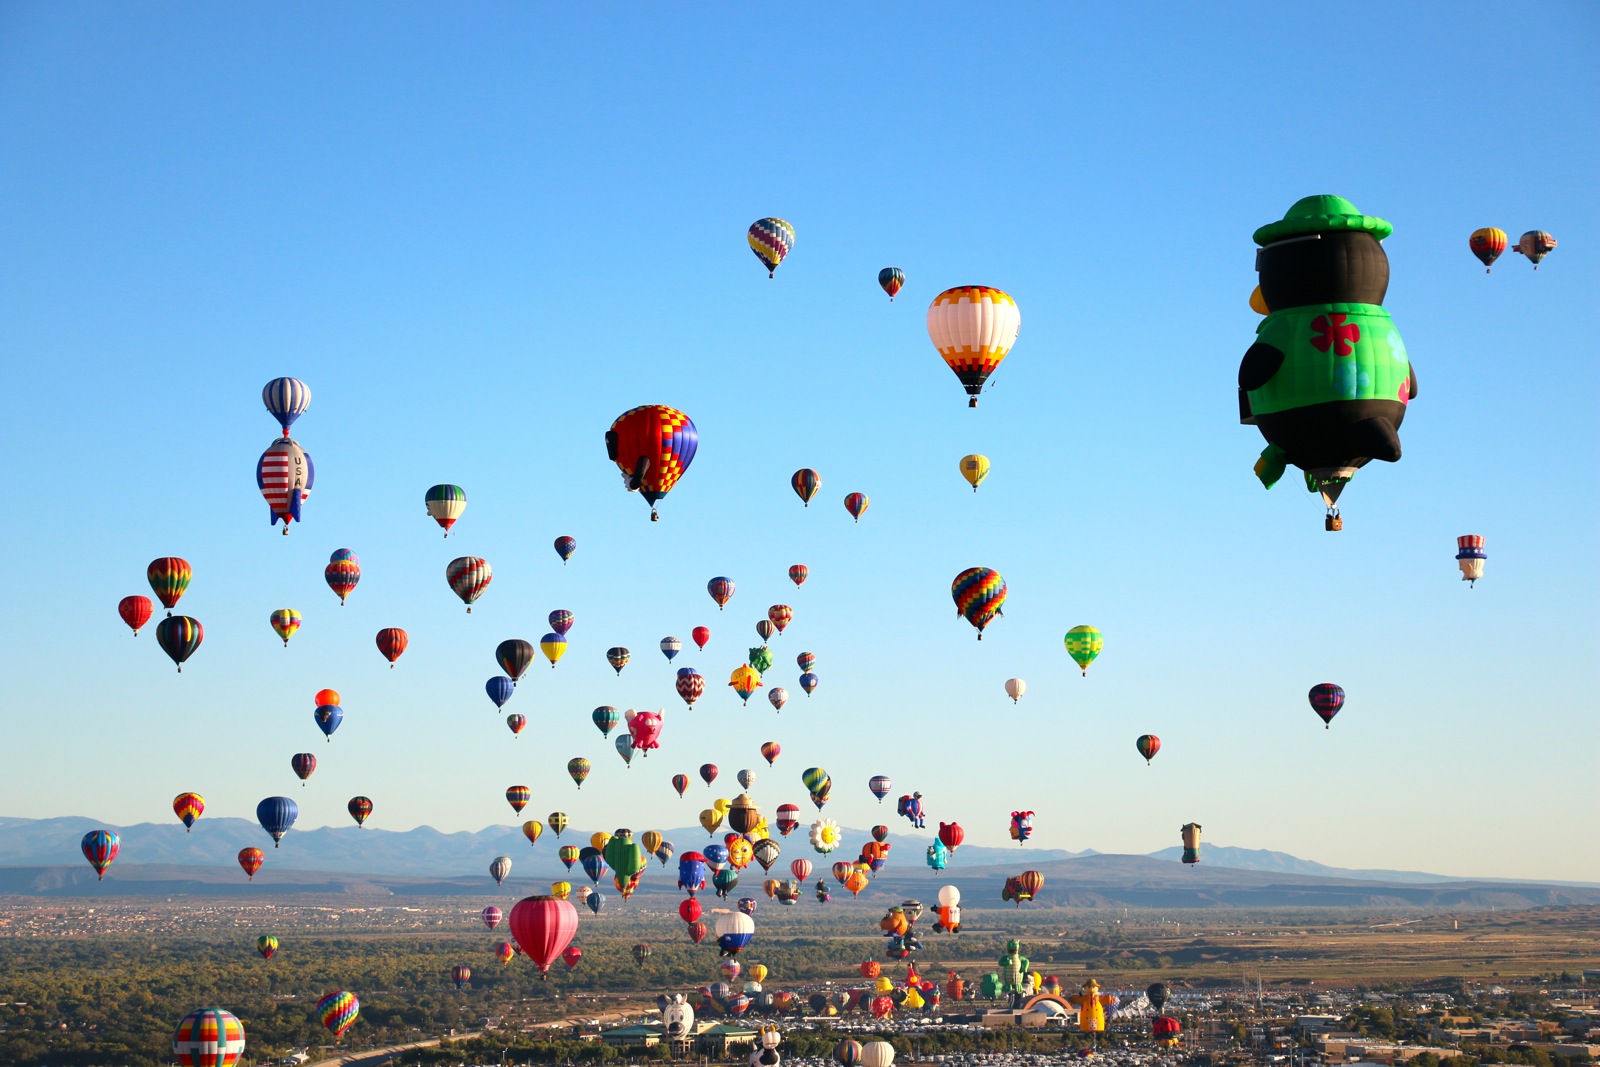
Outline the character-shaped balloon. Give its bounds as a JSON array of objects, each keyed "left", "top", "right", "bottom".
[
  {"left": 1239, "top": 196, "right": 1416, "bottom": 529},
  {"left": 997, "top": 939, "right": 1031, "bottom": 1009},
  {"left": 896, "top": 792, "right": 926, "bottom": 829},
  {"left": 627, "top": 709, "right": 665, "bottom": 753},
  {"left": 1009, "top": 810, "right": 1034, "bottom": 844},
  {"left": 1067, "top": 979, "right": 1119, "bottom": 1039}
]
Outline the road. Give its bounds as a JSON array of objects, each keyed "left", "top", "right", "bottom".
[{"left": 304, "top": 1031, "right": 481, "bottom": 1067}]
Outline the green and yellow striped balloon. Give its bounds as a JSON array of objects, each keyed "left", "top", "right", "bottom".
[{"left": 1064, "top": 625, "right": 1103, "bottom": 676}]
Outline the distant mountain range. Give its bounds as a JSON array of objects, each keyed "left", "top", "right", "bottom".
[{"left": 3, "top": 815, "right": 1596, "bottom": 908}]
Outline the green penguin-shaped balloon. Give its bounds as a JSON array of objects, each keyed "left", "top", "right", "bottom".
[{"left": 1238, "top": 195, "right": 1417, "bottom": 525}]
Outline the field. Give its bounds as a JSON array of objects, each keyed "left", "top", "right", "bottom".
[{"left": 1, "top": 897, "right": 1597, "bottom": 1066}]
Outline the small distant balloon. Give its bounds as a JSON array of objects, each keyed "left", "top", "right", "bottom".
[
  {"left": 554, "top": 535, "right": 576, "bottom": 564},
  {"left": 959, "top": 454, "right": 991, "bottom": 491},
  {"left": 270, "top": 608, "right": 302, "bottom": 647},
  {"left": 878, "top": 267, "right": 905, "bottom": 301},
  {"left": 844, "top": 493, "right": 869, "bottom": 522},
  {"left": 325, "top": 549, "right": 360, "bottom": 605},
  {"left": 424, "top": 484, "right": 467, "bottom": 536},
  {"left": 791, "top": 469, "right": 821, "bottom": 507},
  {"left": 748, "top": 217, "right": 795, "bottom": 278}
]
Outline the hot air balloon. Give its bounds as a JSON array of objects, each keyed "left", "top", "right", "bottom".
[
  {"left": 81, "top": 829, "right": 119, "bottom": 880},
  {"left": 775, "top": 804, "right": 799, "bottom": 835},
  {"left": 926, "top": 839, "right": 948, "bottom": 871},
  {"left": 1147, "top": 982, "right": 1169, "bottom": 1012},
  {"left": 375, "top": 627, "right": 408, "bottom": 668},
  {"left": 700, "top": 763, "right": 719, "bottom": 787},
  {"left": 836, "top": 1039, "right": 864, "bottom": 1067},
  {"left": 687, "top": 920, "right": 708, "bottom": 944},
  {"left": 324, "top": 549, "right": 360, "bottom": 605},
  {"left": 256, "top": 798, "right": 298, "bottom": 848},
  {"left": 507, "top": 713, "right": 527, "bottom": 736},
  {"left": 1154, "top": 1016, "right": 1183, "bottom": 1046},
  {"left": 1309, "top": 683, "right": 1345, "bottom": 728},
  {"left": 314, "top": 703, "right": 342, "bottom": 740},
  {"left": 1457, "top": 535, "right": 1486, "bottom": 586},
  {"left": 257, "top": 436, "right": 314, "bottom": 532},
  {"left": 290, "top": 752, "right": 316, "bottom": 786},
  {"left": 767, "top": 605, "right": 793, "bottom": 636},
  {"left": 628, "top": 709, "right": 664, "bottom": 753},
  {"left": 737, "top": 769, "right": 758, "bottom": 792},
  {"left": 730, "top": 665, "right": 762, "bottom": 704},
  {"left": 118, "top": 595, "right": 153, "bottom": 636},
  {"left": 554, "top": 535, "right": 577, "bottom": 563},
  {"left": 314, "top": 688, "right": 340, "bottom": 706},
  {"left": 482, "top": 906, "right": 503, "bottom": 930},
  {"left": 237, "top": 848, "right": 264, "bottom": 879},
  {"left": 568, "top": 758, "right": 591, "bottom": 788},
  {"left": 672, "top": 773, "right": 690, "bottom": 797},
  {"left": 544, "top": 610, "right": 574, "bottom": 638},
  {"left": 1015, "top": 870, "right": 1044, "bottom": 902},
  {"left": 1180, "top": 822, "right": 1202, "bottom": 864},
  {"left": 660, "top": 636, "right": 682, "bottom": 661},
  {"left": 580, "top": 847, "right": 608, "bottom": 884},
  {"left": 1008, "top": 810, "right": 1033, "bottom": 844},
  {"left": 632, "top": 942, "right": 652, "bottom": 966},
  {"left": 592, "top": 706, "right": 621, "bottom": 736},
  {"left": 868, "top": 776, "right": 892, "bottom": 803},
  {"left": 692, "top": 625, "right": 711, "bottom": 650},
  {"left": 755, "top": 619, "right": 775, "bottom": 644},
  {"left": 607, "top": 404, "right": 699, "bottom": 520},
  {"left": 346, "top": 796, "right": 372, "bottom": 828},
  {"left": 147, "top": 557, "right": 191, "bottom": 614},
  {"left": 788, "top": 858, "right": 812, "bottom": 882},
  {"left": 951, "top": 567, "right": 1006, "bottom": 639},
  {"left": 708, "top": 577, "right": 735, "bottom": 610},
  {"left": 424, "top": 484, "right": 466, "bottom": 536},
  {"left": 700, "top": 807, "right": 725, "bottom": 836},
  {"left": 257, "top": 934, "right": 278, "bottom": 961},
  {"left": 790, "top": 469, "right": 822, "bottom": 508},
  {"left": 878, "top": 267, "right": 905, "bottom": 301},
  {"left": 446, "top": 557, "right": 492, "bottom": 612},
  {"left": 607, "top": 646, "right": 631, "bottom": 674},
  {"left": 844, "top": 493, "right": 869, "bottom": 522},
  {"left": 788, "top": 564, "right": 809, "bottom": 587},
  {"left": 615, "top": 733, "right": 635, "bottom": 767},
  {"left": 655, "top": 841, "right": 674, "bottom": 865},
  {"left": 1515, "top": 230, "right": 1557, "bottom": 268},
  {"left": 486, "top": 676, "right": 515, "bottom": 709},
  {"left": 809, "top": 818, "right": 841, "bottom": 855},
  {"left": 496, "top": 639, "right": 534, "bottom": 683},
  {"left": 490, "top": 856, "right": 513, "bottom": 886},
  {"left": 173, "top": 792, "right": 205, "bottom": 831},
  {"left": 503, "top": 786, "right": 531, "bottom": 815},
  {"left": 558, "top": 845, "right": 580, "bottom": 870},
  {"left": 156, "top": 616, "right": 204, "bottom": 672},
  {"left": 549, "top": 812, "right": 568, "bottom": 838},
  {"left": 1469, "top": 228, "right": 1508, "bottom": 272},
  {"left": 262, "top": 376, "right": 311, "bottom": 435},
  {"left": 493, "top": 940, "right": 515, "bottom": 965},
  {"left": 796, "top": 649, "right": 816, "bottom": 673},
  {"left": 676, "top": 668, "right": 705, "bottom": 707},
  {"left": 801, "top": 767, "right": 830, "bottom": 795},
  {"left": 799, "top": 672, "right": 819, "bottom": 696},
  {"left": 760, "top": 741, "right": 781, "bottom": 766},
  {"left": 1004, "top": 678, "right": 1025, "bottom": 703},
  {"left": 1136, "top": 734, "right": 1161, "bottom": 764},
  {"left": 1064, "top": 625, "right": 1103, "bottom": 675},
  {"left": 749, "top": 645, "right": 774, "bottom": 674},
  {"left": 844, "top": 869, "right": 869, "bottom": 897},
  {"left": 938, "top": 821, "right": 964, "bottom": 852},
  {"left": 451, "top": 965, "right": 472, "bottom": 990},
  {"left": 317, "top": 991, "right": 359, "bottom": 1040},
  {"left": 540, "top": 632, "right": 567, "bottom": 667},
  {"left": 265, "top": 607, "right": 302, "bottom": 647},
  {"left": 928, "top": 285, "right": 1021, "bottom": 407},
  {"left": 767, "top": 687, "right": 788, "bottom": 713},
  {"left": 715, "top": 910, "right": 755, "bottom": 955},
  {"left": 748, "top": 217, "right": 794, "bottom": 278},
  {"left": 959, "top": 453, "right": 991, "bottom": 491},
  {"left": 1239, "top": 197, "right": 1417, "bottom": 529},
  {"left": 174, "top": 1006, "right": 247, "bottom": 1067}
]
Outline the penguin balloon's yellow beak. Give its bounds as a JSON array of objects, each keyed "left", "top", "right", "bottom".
[{"left": 1249, "top": 286, "right": 1269, "bottom": 316}]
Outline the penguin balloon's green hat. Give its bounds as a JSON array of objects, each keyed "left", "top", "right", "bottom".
[{"left": 1253, "top": 195, "right": 1393, "bottom": 246}]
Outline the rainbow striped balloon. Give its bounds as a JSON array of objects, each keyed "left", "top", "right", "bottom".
[
  {"left": 316, "top": 990, "right": 359, "bottom": 1039},
  {"left": 173, "top": 1006, "right": 247, "bottom": 1067},
  {"left": 951, "top": 567, "right": 1007, "bottom": 640},
  {"left": 748, "top": 217, "right": 795, "bottom": 277}
]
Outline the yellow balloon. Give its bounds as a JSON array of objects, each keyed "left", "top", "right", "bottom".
[
  {"left": 590, "top": 831, "right": 611, "bottom": 851},
  {"left": 521, "top": 820, "right": 544, "bottom": 846},
  {"left": 904, "top": 988, "right": 926, "bottom": 1010},
  {"left": 713, "top": 797, "right": 732, "bottom": 813},
  {"left": 641, "top": 830, "right": 663, "bottom": 854},
  {"left": 728, "top": 838, "right": 754, "bottom": 869},
  {"left": 550, "top": 881, "right": 572, "bottom": 900},
  {"left": 748, "top": 964, "right": 769, "bottom": 984},
  {"left": 700, "top": 808, "right": 725, "bottom": 834},
  {"left": 1249, "top": 285, "right": 1269, "bottom": 315},
  {"left": 844, "top": 870, "right": 869, "bottom": 896},
  {"left": 959, "top": 454, "right": 990, "bottom": 491},
  {"left": 874, "top": 976, "right": 893, "bottom": 994}
]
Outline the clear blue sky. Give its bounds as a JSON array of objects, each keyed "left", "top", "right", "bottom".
[{"left": 2, "top": 4, "right": 1595, "bottom": 881}]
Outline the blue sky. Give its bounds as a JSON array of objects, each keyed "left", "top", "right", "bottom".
[{"left": 2, "top": 4, "right": 1595, "bottom": 881}]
